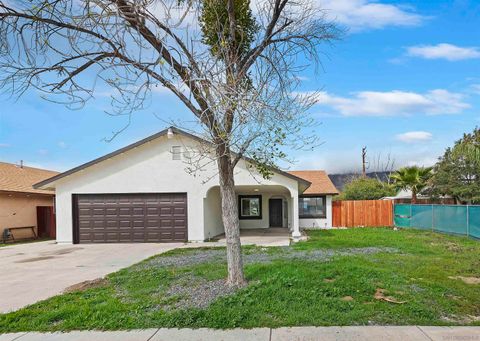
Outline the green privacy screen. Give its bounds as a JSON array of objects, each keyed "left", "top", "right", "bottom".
[
  {"left": 394, "top": 204, "right": 480, "bottom": 239},
  {"left": 411, "top": 205, "right": 433, "bottom": 231},
  {"left": 469, "top": 206, "right": 480, "bottom": 239},
  {"left": 393, "top": 204, "right": 411, "bottom": 228}
]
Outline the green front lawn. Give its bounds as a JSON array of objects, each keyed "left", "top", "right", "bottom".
[{"left": 1, "top": 228, "right": 480, "bottom": 332}]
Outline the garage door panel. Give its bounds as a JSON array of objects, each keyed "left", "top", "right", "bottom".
[
  {"left": 160, "top": 207, "right": 173, "bottom": 215},
  {"left": 93, "top": 208, "right": 106, "bottom": 216},
  {"left": 75, "top": 193, "right": 187, "bottom": 243},
  {"left": 132, "top": 220, "right": 146, "bottom": 228},
  {"left": 118, "top": 207, "right": 132, "bottom": 216},
  {"left": 146, "top": 207, "right": 160, "bottom": 215},
  {"left": 174, "top": 207, "right": 186, "bottom": 215},
  {"left": 132, "top": 207, "right": 145, "bottom": 216}
]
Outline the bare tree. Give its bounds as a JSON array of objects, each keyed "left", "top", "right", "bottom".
[
  {"left": 361, "top": 146, "right": 367, "bottom": 177},
  {"left": 366, "top": 151, "right": 396, "bottom": 183},
  {"left": 0, "top": 0, "right": 340, "bottom": 286}
]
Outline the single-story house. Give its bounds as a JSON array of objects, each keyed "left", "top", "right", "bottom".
[
  {"left": 34, "top": 127, "right": 339, "bottom": 244},
  {"left": 0, "top": 162, "right": 58, "bottom": 241},
  {"left": 381, "top": 189, "right": 455, "bottom": 204}
]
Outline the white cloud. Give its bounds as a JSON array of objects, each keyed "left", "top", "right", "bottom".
[
  {"left": 295, "top": 75, "right": 310, "bottom": 81},
  {"left": 25, "top": 161, "right": 69, "bottom": 172},
  {"left": 407, "top": 43, "right": 480, "bottom": 61},
  {"left": 396, "top": 131, "right": 432, "bottom": 143},
  {"left": 0, "top": 143, "right": 10, "bottom": 147},
  {"left": 295, "top": 147, "right": 439, "bottom": 174},
  {"left": 58, "top": 141, "right": 67, "bottom": 149},
  {"left": 38, "top": 149, "right": 48, "bottom": 155},
  {"left": 310, "top": 89, "right": 469, "bottom": 117},
  {"left": 470, "top": 84, "right": 480, "bottom": 94},
  {"left": 405, "top": 158, "right": 437, "bottom": 167},
  {"left": 294, "top": 151, "right": 358, "bottom": 174},
  {"left": 149, "top": 2, "right": 199, "bottom": 30},
  {"left": 321, "top": 0, "right": 425, "bottom": 32}
]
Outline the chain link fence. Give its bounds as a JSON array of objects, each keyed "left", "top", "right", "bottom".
[{"left": 394, "top": 204, "right": 480, "bottom": 239}]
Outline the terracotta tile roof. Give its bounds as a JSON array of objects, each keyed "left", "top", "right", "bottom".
[
  {"left": 287, "top": 170, "right": 339, "bottom": 195},
  {"left": 0, "top": 162, "right": 59, "bottom": 195}
]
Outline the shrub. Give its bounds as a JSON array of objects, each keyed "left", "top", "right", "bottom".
[{"left": 338, "top": 177, "right": 396, "bottom": 200}]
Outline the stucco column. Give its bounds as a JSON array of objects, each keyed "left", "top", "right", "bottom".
[{"left": 291, "top": 191, "right": 301, "bottom": 239}]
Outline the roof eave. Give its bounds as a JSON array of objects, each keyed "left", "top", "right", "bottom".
[
  {"left": 302, "top": 192, "right": 339, "bottom": 196},
  {"left": 0, "top": 189, "right": 55, "bottom": 196}
]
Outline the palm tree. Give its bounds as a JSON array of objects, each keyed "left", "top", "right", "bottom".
[{"left": 391, "top": 166, "right": 433, "bottom": 204}]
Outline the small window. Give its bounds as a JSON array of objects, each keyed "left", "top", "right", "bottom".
[
  {"left": 238, "top": 195, "right": 262, "bottom": 220},
  {"left": 171, "top": 146, "right": 181, "bottom": 160},
  {"left": 299, "top": 196, "right": 326, "bottom": 218}
]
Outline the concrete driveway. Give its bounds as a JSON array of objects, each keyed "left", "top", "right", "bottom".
[{"left": 0, "top": 241, "right": 184, "bottom": 313}]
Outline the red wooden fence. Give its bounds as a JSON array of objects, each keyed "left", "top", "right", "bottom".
[{"left": 332, "top": 200, "right": 393, "bottom": 227}]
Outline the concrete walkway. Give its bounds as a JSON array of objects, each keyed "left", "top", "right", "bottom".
[
  {"left": 1, "top": 326, "right": 479, "bottom": 340},
  {"left": 215, "top": 228, "right": 293, "bottom": 247}
]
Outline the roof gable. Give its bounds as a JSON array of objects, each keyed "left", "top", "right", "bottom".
[
  {"left": 287, "top": 170, "right": 339, "bottom": 195},
  {"left": 34, "top": 127, "right": 310, "bottom": 189}
]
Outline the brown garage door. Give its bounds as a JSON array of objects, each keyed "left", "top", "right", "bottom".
[{"left": 73, "top": 193, "right": 187, "bottom": 243}]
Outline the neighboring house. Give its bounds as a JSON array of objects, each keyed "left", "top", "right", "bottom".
[
  {"left": 381, "top": 189, "right": 455, "bottom": 204},
  {"left": 0, "top": 162, "right": 58, "bottom": 240},
  {"left": 34, "top": 127, "right": 339, "bottom": 244}
]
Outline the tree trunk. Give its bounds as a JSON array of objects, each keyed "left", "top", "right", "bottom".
[
  {"left": 217, "top": 151, "right": 246, "bottom": 287},
  {"left": 411, "top": 188, "right": 417, "bottom": 204}
]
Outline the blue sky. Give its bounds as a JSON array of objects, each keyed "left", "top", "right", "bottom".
[{"left": 0, "top": 0, "right": 479, "bottom": 173}]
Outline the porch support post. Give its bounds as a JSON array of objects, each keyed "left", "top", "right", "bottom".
[{"left": 291, "top": 190, "right": 301, "bottom": 240}]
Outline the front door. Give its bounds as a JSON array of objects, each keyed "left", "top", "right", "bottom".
[{"left": 269, "top": 199, "right": 283, "bottom": 227}]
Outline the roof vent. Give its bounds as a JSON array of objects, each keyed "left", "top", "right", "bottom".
[{"left": 167, "top": 128, "right": 174, "bottom": 139}]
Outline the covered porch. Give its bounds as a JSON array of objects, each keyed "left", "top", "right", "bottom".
[
  {"left": 214, "top": 227, "right": 292, "bottom": 247},
  {"left": 203, "top": 184, "right": 300, "bottom": 241}
]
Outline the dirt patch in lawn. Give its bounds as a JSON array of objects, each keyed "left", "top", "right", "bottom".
[
  {"left": 441, "top": 314, "right": 480, "bottom": 324},
  {"left": 374, "top": 288, "right": 406, "bottom": 304},
  {"left": 162, "top": 275, "right": 239, "bottom": 310},
  {"left": 64, "top": 278, "right": 108, "bottom": 293},
  {"left": 448, "top": 276, "right": 480, "bottom": 285},
  {"left": 341, "top": 296, "right": 354, "bottom": 301}
]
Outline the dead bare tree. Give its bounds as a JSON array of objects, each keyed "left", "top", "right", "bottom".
[
  {"left": 0, "top": 0, "right": 340, "bottom": 286},
  {"left": 366, "top": 151, "right": 396, "bottom": 183},
  {"left": 361, "top": 146, "right": 367, "bottom": 177}
]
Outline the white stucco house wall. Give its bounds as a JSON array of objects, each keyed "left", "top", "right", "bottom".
[{"left": 34, "top": 127, "right": 339, "bottom": 244}]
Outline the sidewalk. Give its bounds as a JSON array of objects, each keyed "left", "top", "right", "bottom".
[{"left": 1, "top": 326, "right": 479, "bottom": 341}]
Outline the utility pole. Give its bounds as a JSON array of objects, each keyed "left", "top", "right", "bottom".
[{"left": 362, "top": 147, "right": 367, "bottom": 177}]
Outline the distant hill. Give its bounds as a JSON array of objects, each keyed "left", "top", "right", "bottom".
[{"left": 328, "top": 171, "right": 392, "bottom": 192}]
